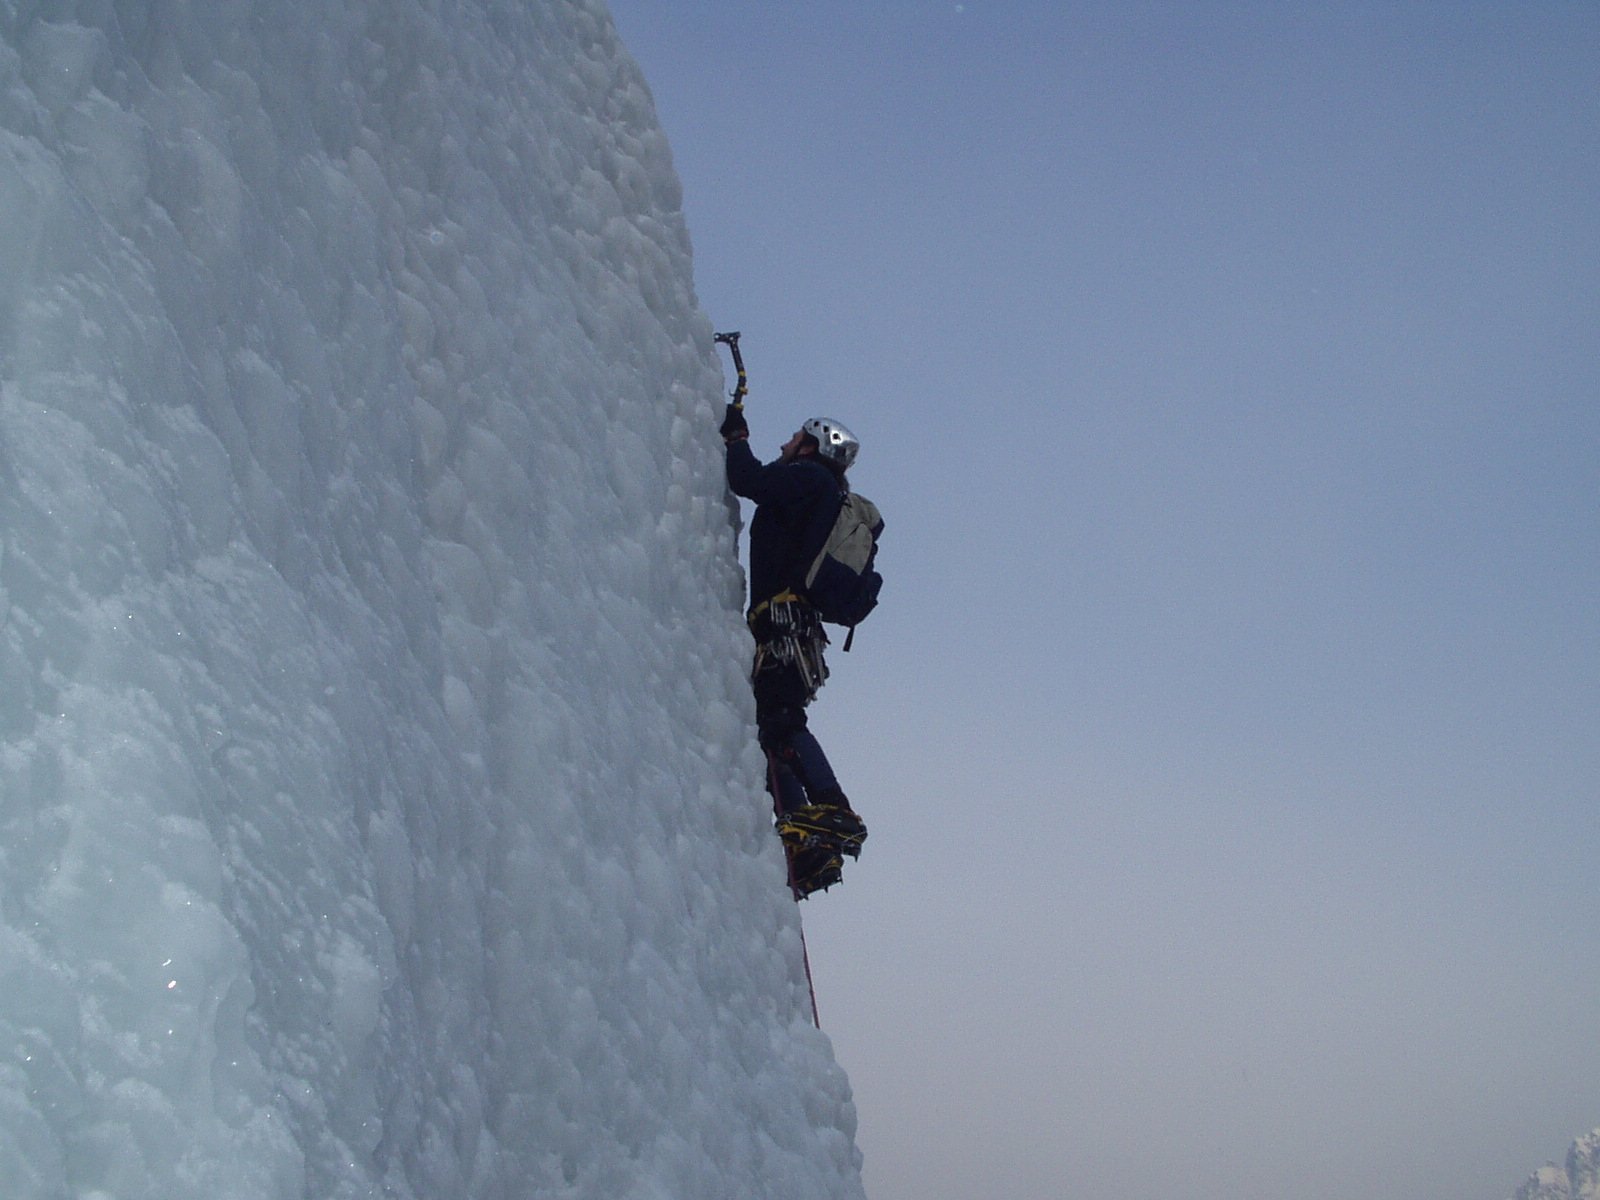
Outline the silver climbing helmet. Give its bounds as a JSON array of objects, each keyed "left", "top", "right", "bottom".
[{"left": 803, "top": 417, "right": 860, "bottom": 470}]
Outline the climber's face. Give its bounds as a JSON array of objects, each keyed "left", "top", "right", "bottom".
[{"left": 779, "top": 429, "right": 815, "bottom": 463}]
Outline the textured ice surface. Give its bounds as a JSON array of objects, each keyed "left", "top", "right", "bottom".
[{"left": 0, "top": 3, "right": 862, "bottom": 1196}]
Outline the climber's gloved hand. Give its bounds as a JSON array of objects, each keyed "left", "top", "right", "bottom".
[{"left": 719, "top": 402, "right": 749, "bottom": 443}]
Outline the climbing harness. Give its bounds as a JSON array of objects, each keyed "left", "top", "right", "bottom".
[{"left": 750, "top": 590, "right": 829, "bottom": 699}]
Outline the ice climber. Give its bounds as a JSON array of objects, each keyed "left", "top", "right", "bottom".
[{"left": 721, "top": 402, "right": 871, "bottom": 897}]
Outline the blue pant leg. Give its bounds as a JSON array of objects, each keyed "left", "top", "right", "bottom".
[
  {"left": 785, "top": 727, "right": 840, "bottom": 796},
  {"left": 754, "top": 657, "right": 841, "bottom": 810},
  {"left": 765, "top": 750, "right": 810, "bottom": 815}
]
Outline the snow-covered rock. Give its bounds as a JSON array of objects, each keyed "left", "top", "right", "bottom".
[{"left": 1514, "top": 1129, "right": 1600, "bottom": 1200}]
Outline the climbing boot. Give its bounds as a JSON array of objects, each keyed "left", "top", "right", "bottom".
[
  {"left": 786, "top": 844, "right": 844, "bottom": 898},
  {"left": 776, "top": 802, "right": 867, "bottom": 859}
]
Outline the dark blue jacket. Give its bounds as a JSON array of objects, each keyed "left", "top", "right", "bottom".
[{"left": 726, "top": 440, "right": 844, "bottom": 612}]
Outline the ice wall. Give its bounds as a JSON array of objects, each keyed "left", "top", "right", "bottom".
[{"left": 0, "top": 2, "right": 863, "bottom": 1196}]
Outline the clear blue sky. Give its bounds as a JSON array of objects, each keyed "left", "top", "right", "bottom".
[{"left": 604, "top": 4, "right": 1599, "bottom": 1198}]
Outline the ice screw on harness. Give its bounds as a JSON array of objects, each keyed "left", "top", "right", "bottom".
[{"left": 750, "top": 591, "right": 829, "bottom": 697}]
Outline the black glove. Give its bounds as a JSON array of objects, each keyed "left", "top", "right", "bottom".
[{"left": 719, "top": 402, "right": 749, "bottom": 442}]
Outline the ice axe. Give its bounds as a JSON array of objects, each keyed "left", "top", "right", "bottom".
[{"left": 714, "top": 331, "right": 747, "bottom": 407}]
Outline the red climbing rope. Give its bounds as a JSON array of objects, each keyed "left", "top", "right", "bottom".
[{"left": 768, "top": 750, "right": 822, "bottom": 1028}]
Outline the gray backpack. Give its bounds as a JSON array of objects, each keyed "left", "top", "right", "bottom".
[{"left": 803, "top": 492, "right": 884, "bottom": 647}]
